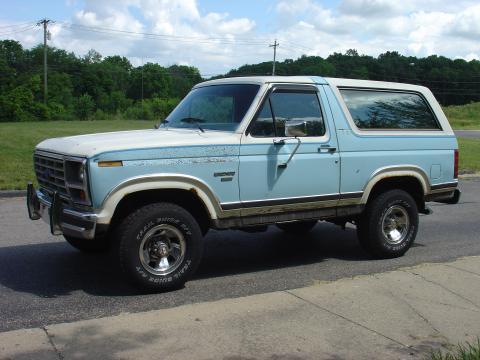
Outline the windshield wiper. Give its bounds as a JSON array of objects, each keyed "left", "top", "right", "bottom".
[
  {"left": 154, "top": 119, "right": 168, "bottom": 129},
  {"left": 180, "top": 117, "right": 205, "bottom": 133}
]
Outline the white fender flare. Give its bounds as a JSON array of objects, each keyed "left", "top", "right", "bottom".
[
  {"left": 95, "top": 174, "right": 223, "bottom": 224},
  {"left": 361, "top": 165, "right": 430, "bottom": 204}
]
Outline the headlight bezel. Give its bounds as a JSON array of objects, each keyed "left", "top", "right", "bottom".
[{"left": 64, "top": 156, "right": 92, "bottom": 206}]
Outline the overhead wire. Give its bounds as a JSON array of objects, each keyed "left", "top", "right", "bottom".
[
  {"left": 61, "top": 22, "right": 267, "bottom": 46},
  {"left": 0, "top": 24, "right": 37, "bottom": 36},
  {"left": 0, "top": 21, "right": 36, "bottom": 29}
]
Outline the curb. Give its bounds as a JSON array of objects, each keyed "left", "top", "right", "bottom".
[
  {"left": 459, "top": 173, "right": 480, "bottom": 179},
  {"left": 0, "top": 190, "right": 27, "bottom": 198}
]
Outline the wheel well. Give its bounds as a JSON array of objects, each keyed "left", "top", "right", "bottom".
[
  {"left": 367, "top": 176, "right": 425, "bottom": 210},
  {"left": 109, "top": 189, "right": 211, "bottom": 234}
]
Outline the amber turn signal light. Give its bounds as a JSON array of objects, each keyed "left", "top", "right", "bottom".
[{"left": 98, "top": 161, "right": 123, "bottom": 167}]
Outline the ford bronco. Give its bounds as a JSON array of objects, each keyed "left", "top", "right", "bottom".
[{"left": 27, "top": 76, "right": 461, "bottom": 291}]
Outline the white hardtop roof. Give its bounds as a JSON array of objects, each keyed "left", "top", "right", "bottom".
[
  {"left": 196, "top": 76, "right": 429, "bottom": 93},
  {"left": 325, "top": 77, "right": 429, "bottom": 92},
  {"left": 195, "top": 76, "right": 327, "bottom": 87}
]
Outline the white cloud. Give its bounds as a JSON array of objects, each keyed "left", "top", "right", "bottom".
[
  {"left": 449, "top": 4, "right": 480, "bottom": 40},
  {"left": 1, "top": 0, "right": 480, "bottom": 75},
  {"left": 339, "top": 0, "right": 403, "bottom": 18}
]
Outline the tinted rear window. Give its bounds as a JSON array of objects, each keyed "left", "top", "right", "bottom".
[{"left": 340, "top": 89, "right": 440, "bottom": 130}]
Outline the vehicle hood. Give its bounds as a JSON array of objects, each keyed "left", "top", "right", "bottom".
[{"left": 36, "top": 128, "right": 241, "bottom": 158}]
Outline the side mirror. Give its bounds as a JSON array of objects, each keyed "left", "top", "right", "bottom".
[{"left": 285, "top": 120, "right": 307, "bottom": 137}]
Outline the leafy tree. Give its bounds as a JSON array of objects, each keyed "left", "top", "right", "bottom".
[
  {"left": 2, "top": 39, "right": 480, "bottom": 122},
  {"left": 74, "top": 93, "right": 95, "bottom": 120}
]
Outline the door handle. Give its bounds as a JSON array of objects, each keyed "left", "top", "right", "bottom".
[{"left": 318, "top": 145, "right": 336, "bottom": 153}]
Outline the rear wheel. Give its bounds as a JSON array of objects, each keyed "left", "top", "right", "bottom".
[
  {"left": 64, "top": 235, "right": 109, "bottom": 253},
  {"left": 276, "top": 220, "right": 317, "bottom": 234},
  {"left": 357, "top": 189, "right": 418, "bottom": 258},
  {"left": 117, "top": 202, "right": 204, "bottom": 292}
]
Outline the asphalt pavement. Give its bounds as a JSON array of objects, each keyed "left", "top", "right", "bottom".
[
  {"left": 2, "top": 256, "right": 480, "bottom": 359},
  {"left": 0, "top": 178, "right": 479, "bottom": 333}
]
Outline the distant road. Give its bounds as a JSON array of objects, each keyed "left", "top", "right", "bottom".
[{"left": 455, "top": 130, "right": 480, "bottom": 138}]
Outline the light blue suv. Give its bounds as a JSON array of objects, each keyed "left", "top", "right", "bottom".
[{"left": 27, "top": 76, "right": 461, "bottom": 291}]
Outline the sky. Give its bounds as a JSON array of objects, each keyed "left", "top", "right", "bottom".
[{"left": 0, "top": 0, "right": 479, "bottom": 75}]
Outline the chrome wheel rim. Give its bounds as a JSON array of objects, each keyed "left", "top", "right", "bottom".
[
  {"left": 139, "top": 224, "right": 186, "bottom": 276},
  {"left": 381, "top": 205, "right": 410, "bottom": 245}
]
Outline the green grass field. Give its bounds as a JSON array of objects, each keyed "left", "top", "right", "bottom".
[
  {"left": 0, "top": 118, "right": 479, "bottom": 190},
  {"left": 444, "top": 102, "right": 480, "bottom": 129},
  {"left": 0, "top": 120, "right": 152, "bottom": 190},
  {"left": 458, "top": 138, "right": 480, "bottom": 174}
]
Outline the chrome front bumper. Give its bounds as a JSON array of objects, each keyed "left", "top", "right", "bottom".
[{"left": 27, "top": 183, "right": 97, "bottom": 239}]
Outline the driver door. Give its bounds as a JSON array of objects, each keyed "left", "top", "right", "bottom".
[{"left": 238, "top": 84, "right": 340, "bottom": 218}]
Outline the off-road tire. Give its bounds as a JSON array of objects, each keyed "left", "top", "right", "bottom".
[
  {"left": 357, "top": 189, "right": 418, "bottom": 258},
  {"left": 64, "top": 235, "right": 110, "bottom": 253},
  {"left": 276, "top": 220, "right": 317, "bottom": 234},
  {"left": 117, "top": 202, "right": 203, "bottom": 292}
]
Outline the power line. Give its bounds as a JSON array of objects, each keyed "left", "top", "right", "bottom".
[
  {"left": 0, "top": 24, "right": 37, "bottom": 36},
  {"left": 61, "top": 22, "right": 268, "bottom": 46},
  {"left": 0, "top": 21, "right": 36, "bottom": 29}
]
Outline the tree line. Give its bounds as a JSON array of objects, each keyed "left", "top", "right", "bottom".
[
  {"left": 223, "top": 49, "right": 480, "bottom": 106},
  {"left": 0, "top": 40, "right": 202, "bottom": 122},
  {"left": 1, "top": 40, "right": 479, "bottom": 122}
]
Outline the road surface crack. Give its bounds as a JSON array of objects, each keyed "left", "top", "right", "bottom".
[
  {"left": 444, "top": 264, "right": 480, "bottom": 277},
  {"left": 373, "top": 277, "right": 443, "bottom": 336},
  {"left": 42, "top": 326, "right": 64, "bottom": 360},
  {"left": 284, "top": 290, "right": 408, "bottom": 348},
  {"left": 404, "top": 270, "right": 480, "bottom": 310}
]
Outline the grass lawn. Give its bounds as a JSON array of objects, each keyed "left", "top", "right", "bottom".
[
  {"left": 0, "top": 120, "right": 152, "bottom": 190},
  {"left": 0, "top": 120, "right": 479, "bottom": 190},
  {"left": 444, "top": 102, "right": 480, "bottom": 130},
  {"left": 458, "top": 138, "right": 480, "bottom": 174}
]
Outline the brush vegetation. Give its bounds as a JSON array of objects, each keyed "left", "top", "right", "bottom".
[
  {"left": 429, "top": 339, "right": 480, "bottom": 360},
  {"left": 444, "top": 102, "right": 480, "bottom": 129}
]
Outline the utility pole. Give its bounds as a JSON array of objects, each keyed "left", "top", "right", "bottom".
[
  {"left": 37, "top": 19, "right": 52, "bottom": 104},
  {"left": 269, "top": 39, "right": 279, "bottom": 76},
  {"left": 141, "top": 57, "right": 144, "bottom": 110}
]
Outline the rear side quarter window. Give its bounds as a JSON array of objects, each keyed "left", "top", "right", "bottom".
[{"left": 339, "top": 89, "right": 441, "bottom": 131}]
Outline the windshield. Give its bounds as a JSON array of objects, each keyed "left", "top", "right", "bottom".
[{"left": 163, "top": 84, "right": 260, "bottom": 131}]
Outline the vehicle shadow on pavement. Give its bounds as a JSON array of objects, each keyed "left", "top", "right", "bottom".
[
  {"left": 0, "top": 241, "right": 137, "bottom": 297},
  {"left": 0, "top": 223, "right": 370, "bottom": 298},
  {"left": 194, "top": 223, "right": 371, "bottom": 280}
]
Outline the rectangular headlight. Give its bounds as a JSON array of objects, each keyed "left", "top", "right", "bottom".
[{"left": 65, "top": 157, "right": 91, "bottom": 206}]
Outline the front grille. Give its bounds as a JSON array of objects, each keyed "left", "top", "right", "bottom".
[{"left": 34, "top": 152, "right": 69, "bottom": 200}]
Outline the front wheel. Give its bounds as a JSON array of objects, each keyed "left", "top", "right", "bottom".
[
  {"left": 357, "top": 189, "right": 418, "bottom": 258},
  {"left": 117, "top": 202, "right": 204, "bottom": 292}
]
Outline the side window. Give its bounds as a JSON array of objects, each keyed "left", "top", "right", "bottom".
[
  {"left": 270, "top": 91, "right": 326, "bottom": 137},
  {"left": 250, "top": 99, "right": 275, "bottom": 137},
  {"left": 250, "top": 90, "right": 326, "bottom": 137},
  {"left": 340, "top": 89, "right": 441, "bottom": 130}
]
